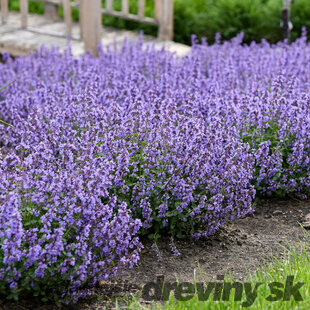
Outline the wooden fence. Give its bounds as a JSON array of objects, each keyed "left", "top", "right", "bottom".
[{"left": 0, "top": 0, "right": 174, "bottom": 54}]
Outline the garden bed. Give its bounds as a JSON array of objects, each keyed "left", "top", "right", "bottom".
[
  {"left": 1, "top": 198, "right": 309, "bottom": 309},
  {"left": 1, "top": 33, "right": 310, "bottom": 307},
  {"left": 114, "top": 198, "right": 309, "bottom": 286}
]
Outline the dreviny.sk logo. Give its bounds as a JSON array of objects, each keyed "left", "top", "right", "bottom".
[{"left": 141, "top": 275, "right": 305, "bottom": 307}]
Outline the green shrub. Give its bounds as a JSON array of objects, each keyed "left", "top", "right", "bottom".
[{"left": 291, "top": 0, "right": 310, "bottom": 41}]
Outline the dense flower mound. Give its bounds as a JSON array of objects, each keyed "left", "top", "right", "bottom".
[
  {"left": 1, "top": 33, "right": 310, "bottom": 302},
  {"left": 189, "top": 33, "right": 310, "bottom": 197}
]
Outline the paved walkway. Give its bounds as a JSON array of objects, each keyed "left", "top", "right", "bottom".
[{"left": 0, "top": 12, "right": 191, "bottom": 57}]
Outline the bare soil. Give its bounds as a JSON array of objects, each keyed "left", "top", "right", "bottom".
[{"left": 1, "top": 198, "right": 309, "bottom": 310}]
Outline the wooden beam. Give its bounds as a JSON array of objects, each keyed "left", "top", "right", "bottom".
[
  {"left": 31, "top": 0, "right": 61, "bottom": 4},
  {"left": 101, "top": 9, "right": 157, "bottom": 24},
  {"left": 1, "top": 0, "right": 8, "bottom": 24},
  {"left": 81, "top": 0, "right": 102, "bottom": 55},
  {"left": 20, "top": 0, "right": 28, "bottom": 29},
  {"left": 44, "top": 3, "right": 59, "bottom": 20}
]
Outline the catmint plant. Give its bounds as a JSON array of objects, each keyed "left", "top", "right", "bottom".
[{"left": 1, "top": 31, "right": 310, "bottom": 302}]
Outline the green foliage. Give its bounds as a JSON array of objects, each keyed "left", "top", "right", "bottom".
[
  {"left": 175, "top": 0, "right": 266, "bottom": 44},
  {"left": 209, "top": 0, "right": 279, "bottom": 43},
  {"left": 9, "top": 0, "right": 44, "bottom": 14},
  {"left": 291, "top": 0, "right": 310, "bottom": 41}
]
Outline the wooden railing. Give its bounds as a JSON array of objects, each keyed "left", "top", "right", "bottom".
[{"left": 0, "top": 0, "right": 174, "bottom": 55}]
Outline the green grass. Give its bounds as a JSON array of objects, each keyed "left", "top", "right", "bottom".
[
  {"left": 118, "top": 228, "right": 310, "bottom": 309},
  {"left": 8, "top": 0, "right": 310, "bottom": 45}
]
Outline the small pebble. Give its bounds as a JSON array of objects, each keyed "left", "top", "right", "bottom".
[{"left": 272, "top": 210, "right": 283, "bottom": 215}]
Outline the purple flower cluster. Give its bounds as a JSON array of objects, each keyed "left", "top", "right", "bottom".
[
  {"left": 189, "top": 32, "right": 310, "bottom": 197},
  {"left": 0, "top": 32, "right": 310, "bottom": 301}
]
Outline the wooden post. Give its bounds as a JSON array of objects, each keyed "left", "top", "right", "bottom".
[
  {"left": 122, "top": 0, "right": 129, "bottom": 15},
  {"left": 62, "top": 0, "right": 72, "bottom": 37},
  {"left": 20, "top": 0, "right": 28, "bottom": 29},
  {"left": 282, "top": 0, "right": 291, "bottom": 41},
  {"left": 1, "top": 0, "right": 8, "bottom": 24},
  {"left": 79, "top": 0, "right": 84, "bottom": 39},
  {"left": 106, "top": 0, "right": 113, "bottom": 12},
  {"left": 80, "top": 0, "right": 102, "bottom": 55},
  {"left": 44, "top": 3, "right": 59, "bottom": 20},
  {"left": 138, "top": 0, "right": 145, "bottom": 19},
  {"left": 155, "top": 0, "right": 162, "bottom": 25},
  {"left": 156, "top": 0, "right": 173, "bottom": 41}
]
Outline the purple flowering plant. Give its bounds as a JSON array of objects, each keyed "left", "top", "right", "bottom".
[{"left": 1, "top": 31, "right": 310, "bottom": 302}]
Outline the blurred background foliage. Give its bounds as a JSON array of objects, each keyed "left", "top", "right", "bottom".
[{"left": 8, "top": 0, "right": 310, "bottom": 44}]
